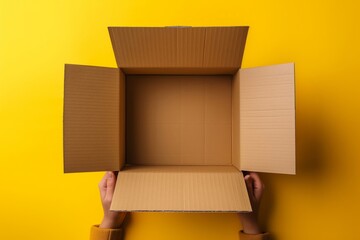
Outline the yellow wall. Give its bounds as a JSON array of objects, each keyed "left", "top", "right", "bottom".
[{"left": 1, "top": 0, "right": 359, "bottom": 239}]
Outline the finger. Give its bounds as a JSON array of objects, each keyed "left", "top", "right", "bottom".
[
  {"left": 99, "top": 172, "right": 109, "bottom": 199},
  {"left": 244, "top": 174, "right": 255, "bottom": 200},
  {"left": 105, "top": 171, "right": 116, "bottom": 200},
  {"left": 249, "top": 172, "right": 264, "bottom": 200}
]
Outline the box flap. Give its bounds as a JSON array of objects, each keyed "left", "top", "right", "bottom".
[
  {"left": 63, "top": 64, "right": 122, "bottom": 173},
  {"left": 110, "top": 166, "right": 251, "bottom": 212},
  {"left": 108, "top": 26, "right": 248, "bottom": 74},
  {"left": 238, "top": 63, "right": 296, "bottom": 174},
  {"left": 203, "top": 27, "right": 248, "bottom": 68}
]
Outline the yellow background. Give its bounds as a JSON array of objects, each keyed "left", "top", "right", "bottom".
[{"left": 1, "top": 0, "right": 359, "bottom": 239}]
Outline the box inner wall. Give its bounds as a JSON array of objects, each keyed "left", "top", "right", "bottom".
[{"left": 125, "top": 74, "right": 233, "bottom": 166}]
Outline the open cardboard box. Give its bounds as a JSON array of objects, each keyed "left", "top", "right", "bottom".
[{"left": 63, "top": 26, "right": 296, "bottom": 212}]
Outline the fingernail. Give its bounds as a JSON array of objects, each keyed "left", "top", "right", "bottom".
[{"left": 108, "top": 172, "right": 113, "bottom": 178}]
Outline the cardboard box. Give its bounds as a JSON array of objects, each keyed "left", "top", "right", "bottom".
[{"left": 63, "top": 26, "right": 296, "bottom": 212}]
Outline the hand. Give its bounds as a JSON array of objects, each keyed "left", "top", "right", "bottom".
[
  {"left": 98, "top": 171, "right": 127, "bottom": 229},
  {"left": 239, "top": 172, "right": 265, "bottom": 234}
]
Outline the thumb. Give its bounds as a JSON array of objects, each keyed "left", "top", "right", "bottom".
[
  {"left": 249, "top": 172, "right": 264, "bottom": 201},
  {"left": 244, "top": 174, "right": 255, "bottom": 200},
  {"left": 105, "top": 172, "right": 116, "bottom": 200}
]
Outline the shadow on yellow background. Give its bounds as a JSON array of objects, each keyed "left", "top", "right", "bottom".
[{"left": 1, "top": 0, "right": 359, "bottom": 239}]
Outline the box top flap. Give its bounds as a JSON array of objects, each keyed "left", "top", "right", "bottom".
[
  {"left": 63, "top": 64, "right": 120, "bottom": 173},
  {"left": 110, "top": 166, "right": 251, "bottom": 212},
  {"left": 239, "top": 63, "right": 296, "bottom": 174},
  {"left": 108, "top": 26, "right": 248, "bottom": 73}
]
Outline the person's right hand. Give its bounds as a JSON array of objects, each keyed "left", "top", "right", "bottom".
[{"left": 239, "top": 172, "right": 265, "bottom": 234}]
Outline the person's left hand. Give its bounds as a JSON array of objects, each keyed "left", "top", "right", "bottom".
[{"left": 98, "top": 171, "right": 127, "bottom": 229}]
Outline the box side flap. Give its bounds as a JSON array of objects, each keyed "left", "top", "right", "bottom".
[
  {"left": 63, "top": 64, "right": 120, "bottom": 173},
  {"left": 108, "top": 26, "right": 248, "bottom": 72},
  {"left": 239, "top": 63, "right": 296, "bottom": 174},
  {"left": 111, "top": 166, "right": 251, "bottom": 212}
]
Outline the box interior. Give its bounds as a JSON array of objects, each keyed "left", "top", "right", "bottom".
[{"left": 125, "top": 73, "right": 234, "bottom": 167}]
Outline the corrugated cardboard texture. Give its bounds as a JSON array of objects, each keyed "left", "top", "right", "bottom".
[
  {"left": 203, "top": 27, "right": 248, "bottom": 68},
  {"left": 239, "top": 63, "right": 296, "bottom": 174},
  {"left": 126, "top": 75, "right": 232, "bottom": 165},
  {"left": 119, "top": 69, "right": 126, "bottom": 169},
  {"left": 118, "top": 67, "right": 239, "bottom": 75},
  {"left": 108, "top": 26, "right": 248, "bottom": 72},
  {"left": 110, "top": 166, "right": 252, "bottom": 212},
  {"left": 231, "top": 69, "right": 241, "bottom": 171},
  {"left": 63, "top": 64, "right": 121, "bottom": 172}
]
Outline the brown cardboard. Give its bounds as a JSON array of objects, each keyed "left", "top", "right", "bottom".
[
  {"left": 63, "top": 26, "right": 296, "bottom": 212},
  {"left": 239, "top": 63, "right": 296, "bottom": 174},
  {"left": 108, "top": 26, "right": 248, "bottom": 73},
  {"left": 126, "top": 75, "right": 232, "bottom": 166},
  {"left": 111, "top": 166, "right": 251, "bottom": 212},
  {"left": 231, "top": 69, "right": 241, "bottom": 171},
  {"left": 63, "top": 64, "right": 121, "bottom": 172}
]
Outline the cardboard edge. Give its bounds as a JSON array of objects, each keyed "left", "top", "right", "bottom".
[
  {"left": 231, "top": 68, "right": 241, "bottom": 171},
  {"left": 238, "top": 26, "right": 249, "bottom": 69},
  {"left": 292, "top": 62, "right": 297, "bottom": 175}
]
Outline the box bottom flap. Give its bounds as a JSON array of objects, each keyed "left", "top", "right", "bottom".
[{"left": 110, "top": 165, "right": 251, "bottom": 212}]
